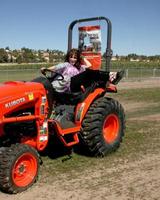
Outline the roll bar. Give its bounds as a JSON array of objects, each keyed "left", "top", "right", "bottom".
[{"left": 68, "top": 16, "right": 113, "bottom": 72}]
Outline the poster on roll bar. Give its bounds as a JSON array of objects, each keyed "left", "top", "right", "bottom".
[{"left": 79, "top": 25, "right": 102, "bottom": 70}]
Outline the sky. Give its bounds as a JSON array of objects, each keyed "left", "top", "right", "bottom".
[{"left": 0, "top": 0, "right": 160, "bottom": 56}]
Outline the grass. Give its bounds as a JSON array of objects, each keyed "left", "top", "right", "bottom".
[
  {"left": 0, "top": 63, "right": 51, "bottom": 70},
  {"left": 110, "top": 60, "right": 160, "bottom": 69},
  {"left": 39, "top": 87, "right": 160, "bottom": 182},
  {"left": 110, "top": 87, "right": 160, "bottom": 102},
  {"left": 0, "top": 61, "right": 160, "bottom": 82},
  {"left": 110, "top": 87, "right": 160, "bottom": 119},
  {"left": 40, "top": 120, "right": 160, "bottom": 183},
  {"left": 0, "top": 63, "right": 52, "bottom": 82},
  {"left": 1, "top": 60, "right": 160, "bottom": 70},
  {"left": 127, "top": 104, "right": 160, "bottom": 119}
]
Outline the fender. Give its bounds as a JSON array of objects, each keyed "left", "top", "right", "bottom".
[
  {"left": 75, "top": 88, "right": 105, "bottom": 125},
  {"left": 105, "top": 83, "right": 117, "bottom": 93}
]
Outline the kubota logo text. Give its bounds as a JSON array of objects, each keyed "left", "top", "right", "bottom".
[{"left": 5, "top": 97, "right": 26, "bottom": 108}]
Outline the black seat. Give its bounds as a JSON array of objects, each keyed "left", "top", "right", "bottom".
[{"left": 52, "top": 83, "right": 97, "bottom": 105}]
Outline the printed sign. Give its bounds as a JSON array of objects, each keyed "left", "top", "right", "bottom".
[
  {"left": 5, "top": 97, "right": 26, "bottom": 108},
  {"left": 79, "top": 26, "right": 102, "bottom": 69},
  {"left": 28, "top": 93, "right": 34, "bottom": 101}
]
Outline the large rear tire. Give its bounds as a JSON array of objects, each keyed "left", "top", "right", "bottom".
[
  {"left": 81, "top": 97, "right": 125, "bottom": 157},
  {"left": 0, "top": 144, "right": 40, "bottom": 194}
]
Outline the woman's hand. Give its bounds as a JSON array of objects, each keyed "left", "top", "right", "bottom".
[
  {"left": 41, "top": 67, "right": 47, "bottom": 75},
  {"left": 82, "top": 56, "right": 92, "bottom": 68}
]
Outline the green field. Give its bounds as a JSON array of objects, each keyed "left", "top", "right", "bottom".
[
  {"left": 1, "top": 60, "right": 160, "bottom": 70},
  {"left": 0, "top": 61, "right": 160, "bottom": 82},
  {"left": 110, "top": 60, "right": 160, "bottom": 70}
]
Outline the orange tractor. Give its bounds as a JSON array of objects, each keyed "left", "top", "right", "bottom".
[{"left": 0, "top": 17, "right": 125, "bottom": 193}]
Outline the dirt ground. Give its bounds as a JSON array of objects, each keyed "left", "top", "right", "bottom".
[
  {"left": 0, "top": 79, "right": 160, "bottom": 200},
  {"left": 118, "top": 78, "right": 160, "bottom": 90},
  {"left": 2, "top": 153, "right": 160, "bottom": 200}
]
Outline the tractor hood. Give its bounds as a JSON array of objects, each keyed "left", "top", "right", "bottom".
[{"left": 0, "top": 81, "right": 45, "bottom": 102}]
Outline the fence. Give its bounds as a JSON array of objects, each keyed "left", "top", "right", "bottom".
[
  {"left": 0, "top": 68, "right": 160, "bottom": 82},
  {"left": 0, "top": 69, "right": 41, "bottom": 82},
  {"left": 111, "top": 67, "right": 160, "bottom": 81},
  {"left": 124, "top": 68, "right": 160, "bottom": 80}
]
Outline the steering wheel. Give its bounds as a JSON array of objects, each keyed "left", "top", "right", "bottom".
[{"left": 41, "top": 68, "right": 64, "bottom": 82}]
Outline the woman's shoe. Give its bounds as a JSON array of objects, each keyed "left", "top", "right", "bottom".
[{"left": 112, "top": 70, "right": 125, "bottom": 85}]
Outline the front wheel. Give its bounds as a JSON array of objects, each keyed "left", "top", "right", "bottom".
[
  {"left": 0, "top": 144, "right": 40, "bottom": 194},
  {"left": 81, "top": 97, "right": 125, "bottom": 157}
]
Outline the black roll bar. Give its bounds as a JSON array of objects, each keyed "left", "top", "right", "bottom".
[{"left": 68, "top": 16, "right": 113, "bottom": 72}]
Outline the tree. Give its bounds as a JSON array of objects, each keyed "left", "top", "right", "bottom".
[
  {"left": 5, "top": 46, "right": 10, "bottom": 51},
  {"left": 38, "top": 50, "right": 45, "bottom": 62},
  {"left": 0, "top": 48, "right": 8, "bottom": 63},
  {"left": 16, "top": 55, "right": 23, "bottom": 64},
  {"left": 127, "top": 54, "right": 138, "bottom": 60},
  {"left": 21, "top": 47, "right": 36, "bottom": 63}
]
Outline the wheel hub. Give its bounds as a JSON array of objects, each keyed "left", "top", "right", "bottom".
[
  {"left": 103, "top": 114, "right": 120, "bottom": 143},
  {"left": 18, "top": 163, "right": 26, "bottom": 174},
  {"left": 12, "top": 153, "right": 38, "bottom": 187}
]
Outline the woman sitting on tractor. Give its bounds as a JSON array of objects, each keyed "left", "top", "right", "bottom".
[{"left": 41, "top": 48, "right": 124, "bottom": 93}]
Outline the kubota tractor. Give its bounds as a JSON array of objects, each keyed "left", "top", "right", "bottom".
[{"left": 0, "top": 17, "right": 125, "bottom": 194}]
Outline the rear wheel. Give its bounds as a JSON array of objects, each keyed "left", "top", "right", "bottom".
[
  {"left": 81, "top": 97, "right": 125, "bottom": 157},
  {"left": 0, "top": 144, "right": 40, "bottom": 193}
]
